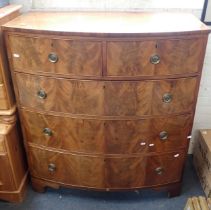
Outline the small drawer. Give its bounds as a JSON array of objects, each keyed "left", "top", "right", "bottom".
[
  {"left": 16, "top": 73, "right": 198, "bottom": 116},
  {"left": 22, "top": 109, "right": 192, "bottom": 154},
  {"left": 107, "top": 38, "right": 205, "bottom": 77},
  {"left": 8, "top": 35, "right": 102, "bottom": 77},
  {"left": 28, "top": 146, "right": 185, "bottom": 189}
]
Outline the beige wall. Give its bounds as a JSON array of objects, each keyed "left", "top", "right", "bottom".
[{"left": 10, "top": 0, "right": 203, "bottom": 11}]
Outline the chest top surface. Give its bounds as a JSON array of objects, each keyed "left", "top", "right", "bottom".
[{"left": 2, "top": 11, "right": 211, "bottom": 37}]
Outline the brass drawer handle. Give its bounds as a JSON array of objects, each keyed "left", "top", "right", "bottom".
[
  {"left": 150, "top": 54, "right": 160, "bottom": 64},
  {"left": 162, "top": 93, "right": 173, "bottom": 103},
  {"left": 43, "top": 128, "right": 53, "bottom": 136},
  {"left": 48, "top": 53, "right": 58, "bottom": 63},
  {"left": 48, "top": 163, "right": 56, "bottom": 172},
  {"left": 159, "top": 131, "right": 168, "bottom": 140},
  {"left": 37, "top": 90, "right": 47, "bottom": 99},
  {"left": 155, "top": 167, "right": 164, "bottom": 175}
]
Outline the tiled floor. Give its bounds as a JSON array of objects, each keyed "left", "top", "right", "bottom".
[{"left": 0, "top": 156, "right": 204, "bottom": 210}]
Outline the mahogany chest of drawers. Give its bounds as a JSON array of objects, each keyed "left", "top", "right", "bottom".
[{"left": 3, "top": 12, "right": 210, "bottom": 197}]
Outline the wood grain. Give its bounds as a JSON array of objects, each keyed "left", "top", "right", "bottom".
[
  {"left": 5, "top": 123, "right": 27, "bottom": 190},
  {"left": 107, "top": 38, "right": 205, "bottom": 77},
  {"left": 15, "top": 73, "right": 198, "bottom": 116},
  {"left": 0, "top": 83, "right": 9, "bottom": 109},
  {"left": 0, "top": 123, "right": 27, "bottom": 194},
  {"left": 2, "top": 12, "right": 210, "bottom": 37},
  {"left": 0, "top": 5, "right": 22, "bottom": 23},
  {"left": 29, "top": 146, "right": 105, "bottom": 188},
  {"left": 28, "top": 145, "right": 185, "bottom": 189},
  {"left": 0, "top": 135, "right": 5, "bottom": 152},
  {"left": 21, "top": 109, "right": 192, "bottom": 154},
  {"left": 8, "top": 35, "right": 102, "bottom": 77},
  {"left": 0, "top": 5, "right": 21, "bottom": 111},
  {"left": 15, "top": 73, "right": 104, "bottom": 115},
  {"left": 3, "top": 11, "right": 210, "bottom": 196},
  {"left": 0, "top": 153, "right": 16, "bottom": 191},
  {"left": 0, "top": 5, "right": 28, "bottom": 203}
]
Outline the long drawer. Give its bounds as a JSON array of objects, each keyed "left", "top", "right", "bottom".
[
  {"left": 15, "top": 73, "right": 198, "bottom": 116},
  {"left": 8, "top": 35, "right": 205, "bottom": 78},
  {"left": 28, "top": 145, "right": 186, "bottom": 189},
  {"left": 21, "top": 109, "right": 192, "bottom": 154}
]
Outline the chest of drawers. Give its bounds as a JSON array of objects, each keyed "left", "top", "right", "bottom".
[{"left": 3, "top": 12, "right": 210, "bottom": 197}]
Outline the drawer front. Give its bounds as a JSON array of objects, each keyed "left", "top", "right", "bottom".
[
  {"left": 9, "top": 35, "right": 102, "bottom": 77},
  {"left": 0, "top": 154, "right": 16, "bottom": 191},
  {"left": 22, "top": 110, "right": 192, "bottom": 154},
  {"left": 28, "top": 146, "right": 185, "bottom": 189},
  {"left": 107, "top": 38, "right": 205, "bottom": 77},
  {"left": 16, "top": 73, "right": 198, "bottom": 116}
]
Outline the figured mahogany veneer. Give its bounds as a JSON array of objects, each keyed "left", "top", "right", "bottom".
[
  {"left": 107, "top": 38, "right": 205, "bottom": 77},
  {"left": 8, "top": 35, "right": 206, "bottom": 78},
  {"left": 3, "top": 12, "right": 211, "bottom": 197},
  {"left": 21, "top": 109, "right": 192, "bottom": 154},
  {"left": 28, "top": 145, "right": 186, "bottom": 189},
  {"left": 8, "top": 35, "right": 102, "bottom": 77},
  {"left": 15, "top": 73, "right": 197, "bottom": 116}
]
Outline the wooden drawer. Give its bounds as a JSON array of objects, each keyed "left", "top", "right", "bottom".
[
  {"left": 21, "top": 109, "right": 192, "bottom": 154},
  {"left": 16, "top": 73, "right": 198, "bottom": 116},
  {"left": 0, "top": 153, "right": 16, "bottom": 191},
  {"left": 8, "top": 35, "right": 102, "bottom": 77},
  {"left": 107, "top": 38, "right": 205, "bottom": 77},
  {"left": 28, "top": 146, "right": 185, "bottom": 189}
]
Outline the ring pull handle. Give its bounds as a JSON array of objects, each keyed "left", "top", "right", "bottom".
[
  {"left": 48, "top": 163, "right": 56, "bottom": 172},
  {"left": 150, "top": 54, "right": 160, "bottom": 64},
  {"left": 48, "top": 53, "right": 58, "bottom": 63},
  {"left": 155, "top": 167, "right": 164, "bottom": 175},
  {"left": 43, "top": 128, "right": 53, "bottom": 136},
  {"left": 159, "top": 131, "right": 168, "bottom": 140},
  {"left": 162, "top": 93, "right": 173, "bottom": 103},
  {"left": 37, "top": 90, "right": 47, "bottom": 99}
]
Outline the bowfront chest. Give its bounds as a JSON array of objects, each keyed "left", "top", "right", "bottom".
[{"left": 3, "top": 12, "right": 210, "bottom": 196}]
